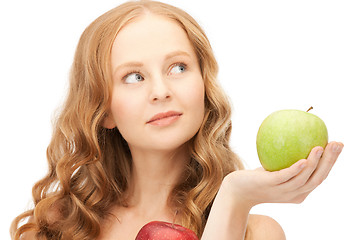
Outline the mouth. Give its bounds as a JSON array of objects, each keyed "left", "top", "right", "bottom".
[{"left": 146, "top": 111, "right": 183, "bottom": 125}]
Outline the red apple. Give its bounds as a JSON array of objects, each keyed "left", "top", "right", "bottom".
[{"left": 135, "top": 221, "right": 199, "bottom": 240}]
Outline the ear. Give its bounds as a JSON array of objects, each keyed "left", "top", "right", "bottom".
[{"left": 102, "top": 113, "right": 116, "bottom": 129}]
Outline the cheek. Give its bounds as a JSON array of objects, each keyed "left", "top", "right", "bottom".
[
  {"left": 191, "top": 87, "right": 205, "bottom": 113},
  {"left": 110, "top": 92, "right": 142, "bottom": 127},
  {"left": 181, "top": 78, "right": 205, "bottom": 119}
]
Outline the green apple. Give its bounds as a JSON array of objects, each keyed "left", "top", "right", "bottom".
[{"left": 256, "top": 108, "right": 328, "bottom": 171}]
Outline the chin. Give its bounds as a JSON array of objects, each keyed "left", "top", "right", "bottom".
[
  {"left": 149, "top": 137, "right": 192, "bottom": 152},
  {"left": 137, "top": 130, "right": 198, "bottom": 153}
]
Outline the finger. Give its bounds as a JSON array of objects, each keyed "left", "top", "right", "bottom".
[
  {"left": 271, "top": 158, "right": 308, "bottom": 185},
  {"left": 279, "top": 146, "right": 323, "bottom": 189},
  {"left": 300, "top": 141, "right": 344, "bottom": 193}
]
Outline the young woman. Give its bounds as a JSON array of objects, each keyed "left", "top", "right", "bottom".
[{"left": 11, "top": 1, "right": 343, "bottom": 239}]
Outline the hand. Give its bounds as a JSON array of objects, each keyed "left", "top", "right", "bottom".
[{"left": 223, "top": 141, "right": 344, "bottom": 207}]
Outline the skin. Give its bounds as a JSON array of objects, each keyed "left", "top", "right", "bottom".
[
  {"left": 203, "top": 142, "right": 343, "bottom": 239},
  {"left": 101, "top": 13, "right": 344, "bottom": 240},
  {"left": 100, "top": 13, "right": 206, "bottom": 239},
  {"left": 22, "top": 12, "right": 344, "bottom": 240}
]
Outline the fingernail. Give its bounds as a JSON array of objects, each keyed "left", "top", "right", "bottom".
[
  {"left": 316, "top": 149, "right": 324, "bottom": 158},
  {"left": 332, "top": 144, "right": 343, "bottom": 153},
  {"left": 300, "top": 163, "right": 306, "bottom": 169}
]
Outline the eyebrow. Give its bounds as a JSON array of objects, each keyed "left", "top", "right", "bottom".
[
  {"left": 113, "top": 50, "right": 192, "bottom": 74},
  {"left": 164, "top": 50, "right": 191, "bottom": 60}
]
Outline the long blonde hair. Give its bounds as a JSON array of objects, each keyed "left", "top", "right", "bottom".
[{"left": 11, "top": 1, "right": 243, "bottom": 239}]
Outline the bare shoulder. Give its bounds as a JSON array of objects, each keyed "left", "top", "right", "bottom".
[{"left": 246, "top": 214, "right": 286, "bottom": 240}]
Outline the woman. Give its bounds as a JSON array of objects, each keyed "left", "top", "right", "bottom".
[{"left": 11, "top": 1, "right": 343, "bottom": 239}]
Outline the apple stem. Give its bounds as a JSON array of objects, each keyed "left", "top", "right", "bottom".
[
  {"left": 306, "top": 106, "right": 313, "bottom": 112},
  {"left": 172, "top": 210, "right": 178, "bottom": 228}
]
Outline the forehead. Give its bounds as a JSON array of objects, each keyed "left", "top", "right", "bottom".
[{"left": 111, "top": 13, "right": 196, "bottom": 66}]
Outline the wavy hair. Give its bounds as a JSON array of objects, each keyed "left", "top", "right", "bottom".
[{"left": 11, "top": 1, "right": 244, "bottom": 239}]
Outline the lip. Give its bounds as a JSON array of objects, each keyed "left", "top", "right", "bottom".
[{"left": 147, "top": 111, "right": 183, "bottom": 126}]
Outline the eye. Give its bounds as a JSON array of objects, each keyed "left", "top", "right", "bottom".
[
  {"left": 169, "top": 63, "right": 187, "bottom": 75},
  {"left": 124, "top": 72, "right": 144, "bottom": 84}
]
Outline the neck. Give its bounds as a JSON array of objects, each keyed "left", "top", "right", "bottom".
[{"left": 124, "top": 144, "right": 189, "bottom": 218}]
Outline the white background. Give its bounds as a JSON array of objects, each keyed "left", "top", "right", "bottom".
[{"left": 1, "top": 0, "right": 359, "bottom": 239}]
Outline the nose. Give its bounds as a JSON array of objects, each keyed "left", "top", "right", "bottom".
[{"left": 149, "top": 76, "right": 171, "bottom": 102}]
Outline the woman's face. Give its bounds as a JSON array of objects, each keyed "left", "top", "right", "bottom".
[{"left": 107, "top": 13, "right": 205, "bottom": 153}]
